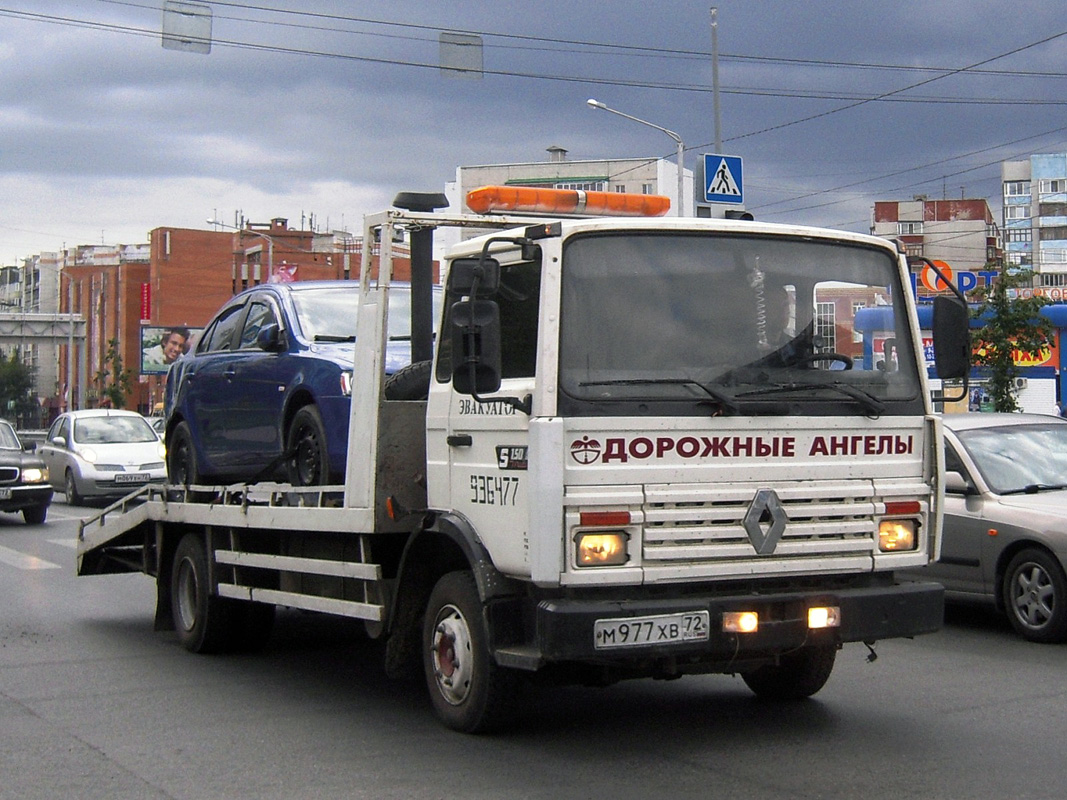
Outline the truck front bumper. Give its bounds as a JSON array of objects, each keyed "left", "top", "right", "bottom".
[{"left": 497, "top": 579, "right": 943, "bottom": 669}]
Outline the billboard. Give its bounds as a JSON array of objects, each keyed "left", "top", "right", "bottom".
[{"left": 141, "top": 326, "right": 201, "bottom": 374}]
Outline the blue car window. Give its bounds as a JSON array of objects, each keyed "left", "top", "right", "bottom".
[
  {"left": 240, "top": 300, "right": 277, "bottom": 349},
  {"left": 203, "top": 303, "right": 246, "bottom": 352}
]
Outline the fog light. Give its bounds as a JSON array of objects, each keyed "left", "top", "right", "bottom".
[
  {"left": 808, "top": 606, "right": 841, "bottom": 629},
  {"left": 879, "top": 519, "right": 917, "bottom": 551},
  {"left": 575, "top": 532, "right": 628, "bottom": 566},
  {"left": 723, "top": 611, "right": 759, "bottom": 633}
]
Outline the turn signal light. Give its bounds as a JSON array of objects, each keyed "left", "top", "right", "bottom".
[{"left": 723, "top": 611, "right": 759, "bottom": 633}]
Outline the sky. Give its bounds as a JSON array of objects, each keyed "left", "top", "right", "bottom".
[{"left": 0, "top": 0, "right": 1065, "bottom": 263}]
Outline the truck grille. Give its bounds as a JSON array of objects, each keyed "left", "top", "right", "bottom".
[{"left": 642, "top": 483, "right": 883, "bottom": 564}]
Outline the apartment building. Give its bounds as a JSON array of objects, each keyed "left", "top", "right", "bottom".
[{"left": 1002, "top": 153, "right": 1067, "bottom": 287}]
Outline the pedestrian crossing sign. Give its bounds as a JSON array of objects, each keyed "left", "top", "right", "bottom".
[{"left": 704, "top": 154, "right": 744, "bottom": 205}]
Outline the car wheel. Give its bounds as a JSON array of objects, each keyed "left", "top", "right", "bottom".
[
  {"left": 423, "top": 570, "right": 519, "bottom": 733},
  {"left": 22, "top": 504, "right": 48, "bottom": 525},
  {"left": 741, "top": 643, "right": 837, "bottom": 700},
  {"left": 167, "top": 421, "right": 200, "bottom": 487},
  {"left": 1002, "top": 548, "right": 1067, "bottom": 643},
  {"left": 64, "top": 470, "right": 82, "bottom": 506},
  {"left": 285, "top": 405, "right": 331, "bottom": 486}
]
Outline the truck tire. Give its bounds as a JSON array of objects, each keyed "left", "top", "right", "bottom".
[
  {"left": 741, "top": 643, "right": 837, "bottom": 700},
  {"left": 384, "top": 360, "right": 432, "bottom": 401},
  {"left": 171, "top": 533, "right": 234, "bottom": 654},
  {"left": 285, "top": 405, "right": 331, "bottom": 486},
  {"left": 423, "top": 570, "right": 518, "bottom": 733}
]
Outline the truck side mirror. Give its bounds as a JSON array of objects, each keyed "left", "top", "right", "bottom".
[
  {"left": 451, "top": 299, "right": 502, "bottom": 395},
  {"left": 932, "top": 295, "right": 970, "bottom": 381},
  {"left": 448, "top": 258, "right": 501, "bottom": 297}
]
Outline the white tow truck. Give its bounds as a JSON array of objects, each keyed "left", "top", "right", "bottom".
[{"left": 78, "top": 186, "right": 971, "bottom": 732}]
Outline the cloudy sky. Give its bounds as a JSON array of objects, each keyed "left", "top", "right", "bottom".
[{"left": 0, "top": 1, "right": 1065, "bottom": 261}]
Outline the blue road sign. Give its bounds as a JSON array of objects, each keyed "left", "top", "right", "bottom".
[{"left": 704, "top": 154, "right": 744, "bottom": 205}]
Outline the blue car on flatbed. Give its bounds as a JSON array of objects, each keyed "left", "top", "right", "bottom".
[{"left": 164, "top": 280, "right": 439, "bottom": 487}]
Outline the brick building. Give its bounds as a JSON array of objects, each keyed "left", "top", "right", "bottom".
[{"left": 58, "top": 218, "right": 418, "bottom": 416}]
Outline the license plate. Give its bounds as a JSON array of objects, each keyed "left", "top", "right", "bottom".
[
  {"left": 0, "top": 488, "right": 10, "bottom": 499},
  {"left": 115, "top": 473, "right": 150, "bottom": 484},
  {"left": 594, "top": 611, "right": 710, "bottom": 650}
]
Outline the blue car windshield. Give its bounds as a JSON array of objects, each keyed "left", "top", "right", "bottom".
[{"left": 289, "top": 286, "right": 442, "bottom": 342}]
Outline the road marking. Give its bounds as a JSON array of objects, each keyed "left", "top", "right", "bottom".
[
  {"left": 0, "top": 545, "right": 62, "bottom": 570},
  {"left": 47, "top": 538, "right": 78, "bottom": 549}
]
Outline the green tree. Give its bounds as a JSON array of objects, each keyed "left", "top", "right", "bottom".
[
  {"left": 94, "top": 338, "right": 135, "bottom": 409},
  {"left": 0, "top": 352, "right": 37, "bottom": 423},
  {"left": 971, "top": 267, "right": 1052, "bottom": 413}
]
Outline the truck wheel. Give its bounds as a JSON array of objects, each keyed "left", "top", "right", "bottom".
[
  {"left": 1002, "top": 548, "right": 1067, "bottom": 643},
  {"left": 741, "top": 643, "right": 837, "bottom": 700},
  {"left": 22, "top": 504, "right": 48, "bottom": 525},
  {"left": 423, "top": 571, "right": 518, "bottom": 733},
  {"left": 65, "top": 470, "right": 82, "bottom": 506},
  {"left": 167, "top": 422, "right": 200, "bottom": 487},
  {"left": 171, "top": 533, "right": 233, "bottom": 654},
  {"left": 285, "top": 406, "right": 330, "bottom": 486}
]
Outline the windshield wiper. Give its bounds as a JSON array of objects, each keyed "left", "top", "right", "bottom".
[
  {"left": 578, "top": 378, "right": 738, "bottom": 414},
  {"left": 1000, "top": 483, "right": 1067, "bottom": 496},
  {"left": 313, "top": 334, "right": 356, "bottom": 342},
  {"left": 735, "top": 381, "right": 886, "bottom": 416}
]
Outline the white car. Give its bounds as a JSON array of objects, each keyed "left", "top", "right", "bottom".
[{"left": 38, "top": 409, "right": 166, "bottom": 505}]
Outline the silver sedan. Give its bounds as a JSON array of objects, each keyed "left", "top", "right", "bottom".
[
  {"left": 37, "top": 409, "right": 166, "bottom": 505},
  {"left": 922, "top": 412, "right": 1067, "bottom": 642}
]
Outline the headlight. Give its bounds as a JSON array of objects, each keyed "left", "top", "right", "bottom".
[
  {"left": 78, "top": 447, "right": 98, "bottom": 463},
  {"left": 340, "top": 371, "right": 353, "bottom": 396},
  {"left": 21, "top": 467, "right": 47, "bottom": 483},
  {"left": 879, "top": 519, "right": 917, "bottom": 551},
  {"left": 575, "top": 532, "right": 629, "bottom": 567},
  {"left": 157, "top": 443, "right": 167, "bottom": 459}
]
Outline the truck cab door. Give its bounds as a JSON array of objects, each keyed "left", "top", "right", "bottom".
[{"left": 426, "top": 260, "right": 541, "bottom": 579}]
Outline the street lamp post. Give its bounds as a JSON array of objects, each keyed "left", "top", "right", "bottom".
[{"left": 587, "top": 99, "right": 685, "bottom": 216}]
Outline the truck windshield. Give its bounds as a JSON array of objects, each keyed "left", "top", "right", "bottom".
[{"left": 558, "top": 231, "right": 922, "bottom": 416}]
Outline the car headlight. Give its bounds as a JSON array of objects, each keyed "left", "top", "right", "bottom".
[
  {"left": 158, "top": 443, "right": 167, "bottom": 459},
  {"left": 575, "top": 532, "right": 629, "bottom": 566},
  {"left": 340, "top": 371, "right": 353, "bottom": 397},
  {"left": 78, "top": 447, "right": 98, "bottom": 463},
  {"left": 21, "top": 467, "right": 47, "bottom": 483}
]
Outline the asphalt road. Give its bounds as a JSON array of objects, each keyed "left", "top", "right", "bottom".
[{"left": 2, "top": 500, "right": 1066, "bottom": 800}]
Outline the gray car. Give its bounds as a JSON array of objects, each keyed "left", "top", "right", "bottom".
[
  {"left": 37, "top": 409, "right": 166, "bottom": 505},
  {"left": 924, "top": 412, "right": 1067, "bottom": 642}
]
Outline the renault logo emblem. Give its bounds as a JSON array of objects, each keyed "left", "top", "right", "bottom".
[{"left": 743, "top": 488, "right": 787, "bottom": 555}]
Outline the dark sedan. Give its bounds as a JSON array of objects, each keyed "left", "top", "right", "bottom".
[
  {"left": 164, "top": 281, "right": 439, "bottom": 487},
  {"left": 921, "top": 412, "right": 1067, "bottom": 642},
  {"left": 0, "top": 419, "right": 53, "bottom": 524}
]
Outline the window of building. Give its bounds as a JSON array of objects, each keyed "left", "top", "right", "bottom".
[
  {"left": 1042, "top": 249, "right": 1067, "bottom": 265},
  {"left": 1006, "top": 252, "right": 1031, "bottom": 269},
  {"left": 1040, "top": 273, "right": 1067, "bottom": 288},
  {"left": 904, "top": 242, "right": 924, "bottom": 258},
  {"left": 898, "top": 222, "right": 923, "bottom": 235},
  {"left": 556, "top": 182, "right": 605, "bottom": 192},
  {"left": 641, "top": 183, "right": 653, "bottom": 195},
  {"left": 1039, "top": 179, "right": 1067, "bottom": 194},
  {"left": 1006, "top": 206, "right": 1030, "bottom": 219},
  {"left": 814, "top": 302, "right": 836, "bottom": 353},
  {"left": 1006, "top": 228, "right": 1032, "bottom": 243},
  {"left": 1043, "top": 226, "right": 1067, "bottom": 240},
  {"left": 1039, "top": 202, "right": 1067, "bottom": 216},
  {"left": 614, "top": 185, "right": 626, "bottom": 193},
  {"left": 1004, "top": 181, "right": 1031, "bottom": 197}
]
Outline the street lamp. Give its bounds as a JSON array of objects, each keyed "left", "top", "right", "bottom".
[{"left": 587, "top": 98, "right": 685, "bottom": 216}]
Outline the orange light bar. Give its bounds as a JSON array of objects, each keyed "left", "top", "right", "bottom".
[
  {"left": 884, "top": 501, "right": 921, "bottom": 516},
  {"left": 466, "top": 185, "right": 671, "bottom": 217},
  {"left": 580, "top": 510, "right": 632, "bottom": 527}
]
